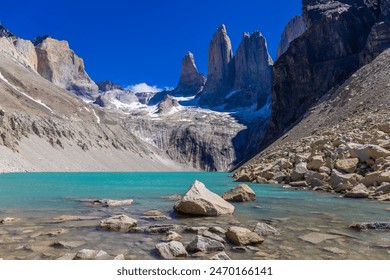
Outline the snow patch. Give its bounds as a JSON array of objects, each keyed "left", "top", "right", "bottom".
[
  {"left": 92, "top": 109, "right": 100, "bottom": 124},
  {"left": 0, "top": 71, "right": 53, "bottom": 113}
]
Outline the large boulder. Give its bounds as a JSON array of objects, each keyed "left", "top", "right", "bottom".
[
  {"left": 291, "top": 162, "right": 308, "bottom": 181},
  {"left": 99, "top": 215, "right": 137, "bottom": 231},
  {"left": 222, "top": 184, "right": 256, "bottom": 202},
  {"left": 173, "top": 180, "right": 234, "bottom": 216},
  {"left": 349, "top": 144, "right": 390, "bottom": 162},
  {"left": 155, "top": 241, "right": 188, "bottom": 259},
  {"left": 226, "top": 226, "right": 264, "bottom": 246},
  {"left": 344, "top": 184, "right": 369, "bottom": 199},
  {"left": 335, "top": 158, "right": 359, "bottom": 173}
]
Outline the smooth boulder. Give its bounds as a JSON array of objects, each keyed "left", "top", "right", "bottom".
[
  {"left": 222, "top": 184, "right": 256, "bottom": 202},
  {"left": 174, "top": 180, "right": 234, "bottom": 216},
  {"left": 226, "top": 226, "right": 264, "bottom": 246}
]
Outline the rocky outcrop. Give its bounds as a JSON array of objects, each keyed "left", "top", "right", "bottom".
[
  {"left": 34, "top": 37, "right": 98, "bottom": 98},
  {"left": 0, "top": 24, "right": 14, "bottom": 38},
  {"left": 96, "top": 80, "right": 123, "bottom": 92},
  {"left": 222, "top": 184, "right": 256, "bottom": 202},
  {"left": 202, "top": 24, "right": 233, "bottom": 95},
  {"left": 157, "top": 95, "right": 179, "bottom": 114},
  {"left": 276, "top": 15, "right": 307, "bottom": 59},
  {"left": 0, "top": 35, "right": 38, "bottom": 71},
  {"left": 174, "top": 52, "right": 206, "bottom": 96},
  {"left": 173, "top": 180, "right": 235, "bottom": 216},
  {"left": 268, "top": 0, "right": 385, "bottom": 143}
]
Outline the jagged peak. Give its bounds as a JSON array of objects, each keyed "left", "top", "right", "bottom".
[
  {"left": 217, "top": 24, "right": 227, "bottom": 33},
  {"left": 0, "top": 23, "right": 15, "bottom": 38},
  {"left": 32, "top": 35, "right": 51, "bottom": 46}
]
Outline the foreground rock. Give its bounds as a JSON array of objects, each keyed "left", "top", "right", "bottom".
[
  {"left": 155, "top": 241, "right": 188, "bottom": 259},
  {"left": 163, "top": 231, "right": 182, "bottom": 242},
  {"left": 344, "top": 184, "right": 369, "bottom": 199},
  {"left": 174, "top": 180, "right": 234, "bottom": 216},
  {"left": 299, "top": 233, "right": 341, "bottom": 244},
  {"left": 253, "top": 222, "right": 280, "bottom": 236},
  {"left": 0, "top": 217, "right": 18, "bottom": 224},
  {"left": 50, "top": 241, "right": 86, "bottom": 249},
  {"left": 99, "top": 215, "right": 137, "bottom": 231},
  {"left": 222, "top": 184, "right": 256, "bottom": 202},
  {"left": 226, "top": 226, "right": 264, "bottom": 246},
  {"left": 350, "top": 222, "right": 390, "bottom": 231},
  {"left": 73, "top": 249, "right": 109, "bottom": 260},
  {"left": 186, "top": 235, "right": 225, "bottom": 253},
  {"left": 92, "top": 199, "right": 133, "bottom": 207},
  {"left": 210, "top": 251, "right": 231, "bottom": 260}
]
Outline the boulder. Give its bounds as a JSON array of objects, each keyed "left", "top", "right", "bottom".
[
  {"left": 350, "top": 144, "right": 390, "bottom": 162},
  {"left": 307, "top": 156, "right": 324, "bottom": 170},
  {"left": 186, "top": 235, "right": 225, "bottom": 253},
  {"left": 291, "top": 162, "right": 308, "bottom": 181},
  {"left": 202, "top": 230, "right": 226, "bottom": 243},
  {"left": 330, "top": 170, "right": 362, "bottom": 188},
  {"left": 155, "top": 241, "right": 188, "bottom": 259},
  {"left": 225, "top": 226, "right": 264, "bottom": 246},
  {"left": 377, "top": 123, "right": 390, "bottom": 133},
  {"left": 350, "top": 222, "right": 390, "bottom": 231},
  {"left": 361, "top": 171, "right": 382, "bottom": 187},
  {"left": 222, "top": 184, "right": 256, "bottom": 202},
  {"left": 304, "top": 171, "right": 326, "bottom": 187},
  {"left": 208, "top": 226, "right": 227, "bottom": 235},
  {"left": 185, "top": 226, "right": 209, "bottom": 234},
  {"left": 174, "top": 180, "right": 234, "bottom": 216},
  {"left": 73, "top": 249, "right": 109, "bottom": 260},
  {"left": 92, "top": 199, "right": 133, "bottom": 207},
  {"left": 344, "top": 184, "right": 369, "bottom": 199},
  {"left": 210, "top": 251, "right": 231, "bottom": 260},
  {"left": 335, "top": 158, "right": 359, "bottom": 173},
  {"left": 99, "top": 215, "right": 137, "bottom": 231},
  {"left": 0, "top": 217, "right": 17, "bottom": 224},
  {"left": 253, "top": 222, "right": 280, "bottom": 236},
  {"left": 50, "top": 241, "right": 86, "bottom": 249},
  {"left": 114, "top": 254, "right": 125, "bottom": 260},
  {"left": 299, "top": 232, "right": 341, "bottom": 244},
  {"left": 375, "top": 183, "right": 390, "bottom": 195},
  {"left": 146, "top": 224, "right": 180, "bottom": 234}
]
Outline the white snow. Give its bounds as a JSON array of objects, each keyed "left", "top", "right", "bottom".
[
  {"left": 92, "top": 109, "right": 100, "bottom": 124},
  {"left": 0, "top": 71, "right": 53, "bottom": 113}
]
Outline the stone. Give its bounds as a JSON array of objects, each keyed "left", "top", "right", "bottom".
[
  {"left": 143, "top": 210, "right": 163, "bottom": 216},
  {"left": 32, "top": 229, "right": 69, "bottom": 237},
  {"left": 202, "top": 230, "right": 226, "bottom": 243},
  {"left": 307, "top": 156, "right": 324, "bottom": 170},
  {"left": 174, "top": 52, "right": 206, "bottom": 95},
  {"left": 253, "top": 222, "right": 280, "bottom": 236},
  {"left": 155, "top": 241, "right": 188, "bottom": 259},
  {"left": 361, "top": 171, "right": 382, "bottom": 187},
  {"left": 330, "top": 170, "right": 362, "bottom": 188},
  {"left": 50, "top": 241, "right": 86, "bottom": 249},
  {"left": 99, "top": 215, "right": 137, "bottom": 231},
  {"left": 350, "top": 144, "right": 390, "bottom": 162},
  {"left": 114, "top": 254, "right": 125, "bottom": 260},
  {"left": 52, "top": 215, "right": 98, "bottom": 222},
  {"left": 34, "top": 37, "right": 98, "bottom": 98},
  {"left": 92, "top": 199, "right": 133, "bottom": 207},
  {"left": 74, "top": 249, "right": 109, "bottom": 260},
  {"left": 323, "top": 247, "right": 346, "bottom": 255},
  {"left": 299, "top": 232, "right": 341, "bottom": 244},
  {"left": 163, "top": 231, "right": 182, "bottom": 242},
  {"left": 174, "top": 180, "right": 234, "bottom": 216},
  {"left": 377, "top": 123, "right": 390, "bottom": 133},
  {"left": 185, "top": 226, "right": 209, "bottom": 234},
  {"left": 375, "top": 183, "right": 390, "bottom": 195},
  {"left": 186, "top": 235, "right": 225, "bottom": 253},
  {"left": 222, "top": 184, "right": 256, "bottom": 202},
  {"left": 57, "top": 253, "right": 76, "bottom": 260},
  {"left": 146, "top": 224, "right": 180, "bottom": 234},
  {"left": 344, "top": 184, "right": 369, "bottom": 199},
  {"left": 210, "top": 251, "right": 231, "bottom": 260},
  {"left": 276, "top": 15, "right": 307, "bottom": 59},
  {"left": 350, "top": 222, "right": 390, "bottom": 231},
  {"left": 225, "top": 226, "right": 264, "bottom": 246},
  {"left": 335, "top": 158, "right": 359, "bottom": 173},
  {"left": 289, "top": 181, "right": 309, "bottom": 188},
  {"left": 304, "top": 171, "right": 326, "bottom": 187},
  {"left": 208, "top": 226, "right": 226, "bottom": 235},
  {"left": 273, "top": 172, "right": 285, "bottom": 183},
  {"left": 0, "top": 217, "right": 17, "bottom": 224},
  {"left": 291, "top": 162, "right": 308, "bottom": 181}
]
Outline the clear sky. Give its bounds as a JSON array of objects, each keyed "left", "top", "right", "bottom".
[{"left": 0, "top": 0, "right": 302, "bottom": 89}]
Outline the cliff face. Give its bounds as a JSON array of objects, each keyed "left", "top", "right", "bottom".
[
  {"left": 276, "top": 15, "right": 307, "bottom": 60},
  {"left": 34, "top": 37, "right": 98, "bottom": 98},
  {"left": 268, "top": 0, "right": 387, "bottom": 142}
]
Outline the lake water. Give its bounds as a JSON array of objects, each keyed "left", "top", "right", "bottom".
[{"left": 0, "top": 172, "right": 389, "bottom": 260}]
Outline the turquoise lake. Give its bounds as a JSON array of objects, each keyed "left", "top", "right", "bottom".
[{"left": 0, "top": 172, "right": 389, "bottom": 260}]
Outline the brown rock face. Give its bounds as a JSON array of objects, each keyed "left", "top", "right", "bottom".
[
  {"left": 276, "top": 15, "right": 307, "bottom": 59},
  {"left": 34, "top": 37, "right": 98, "bottom": 98},
  {"left": 175, "top": 52, "right": 206, "bottom": 96}
]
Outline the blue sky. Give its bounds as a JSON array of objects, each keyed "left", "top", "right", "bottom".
[{"left": 0, "top": 0, "right": 302, "bottom": 89}]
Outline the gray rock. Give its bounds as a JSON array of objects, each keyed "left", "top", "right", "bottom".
[
  {"left": 210, "top": 251, "right": 231, "bottom": 260},
  {"left": 185, "top": 226, "right": 209, "bottom": 235},
  {"left": 0, "top": 217, "right": 17, "bottom": 224},
  {"left": 114, "top": 254, "right": 125, "bottom": 260},
  {"left": 155, "top": 241, "right": 188, "bottom": 259},
  {"left": 186, "top": 235, "right": 225, "bottom": 253},
  {"left": 92, "top": 199, "right": 133, "bottom": 207},
  {"left": 253, "top": 222, "right": 280, "bottom": 236},
  {"left": 350, "top": 144, "right": 390, "bottom": 162},
  {"left": 163, "top": 231, "right": 182, "bottom": 242},
  {"left": 73, "top": 249, "right": 109, "bottom": 260},
  {"left": 350, "top": 222, "right": 390, "bottom": 231},
  {"left": 291, "top": 162, "right": 308, "bottom": 181},
  {"left": 202, "top": 230, "right": 226, "bottom": 243},
  {"left": 146, "top": 224, "right": 180, "bottom": 234},
  {"left": 99, "top": 215, "right": 137, "bottom": 231},
  {"left": 174, "top": 52, "right": 206, "bottom": 95},
  {"left": 276, "top": 15, "right": 307, "bottom": 59},
  {"left": 50, "top": 241, "right": 86, "bottom": 249},
  {"left": 299, "top": 232, "right": 341, "bottom": 244},
  {"left": 208, "top": 226, "right": 226, "bottom": 235},
  {"left": 222, "top": 184, "right": 256, "bottom": 202},
  {"left": 344, "top": 184, "right": 369, "bottom": 199}
]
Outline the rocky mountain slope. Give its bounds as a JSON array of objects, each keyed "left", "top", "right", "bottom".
[
  {"left": 0, "top": 26, "right": 188, "bottom": 173},
  {"left": 235, "top": 46, "right": 390, "bottom": 200}
]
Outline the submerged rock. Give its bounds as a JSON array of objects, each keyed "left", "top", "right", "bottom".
[
  {"left": 50, "top": 241, "right": 86, "bottom": 249},
  {"left": 299, "top": 232, "right": 341, "bottom": 244},
  {"left": 0, "top": 217, "right": 18, "bottom": 224},
  {"left": 73, "top": 249, "right": 109, "bottom": 260},
  {"left": 344, "top": 184, "right": 369, "bottom": 199},
  {"left": 253, "top": 222, "right": 280, "bottom": 236},
  {"left": 99, "top": 215, "right": 137, "bottom": 231},
  {"left": 226, "top": 226, "right": 264, "bottom": 246},
  {"left": 163, "top": 231, "right": 182, "bottom": 242},
  {"left": 350, "top": 222, "right": 390, "bottom": 231},
  {"left": 210, "top": 251, "right": 231, "bottom": 260},
  {"left": 92, "top": 199, "right": 133, "bottom": 207},
  {"left": 174, "top": 180, "right": 235, "bottom": 216},
  {"left": 222, "top": 184, "right": 256, "bottom": 202},
  {"left": 186, "top": 235, "right": 225, "bottom": 253}
]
